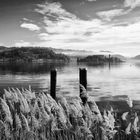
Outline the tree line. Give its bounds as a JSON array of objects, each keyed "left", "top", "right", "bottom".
[
  {"left": 77, "top": 55, "right": 123, "bottom": 64},
  {"left": 0, "top": 47, "right": 69, "bottom": 62}
]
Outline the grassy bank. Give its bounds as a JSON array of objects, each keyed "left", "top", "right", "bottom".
[{"left": 0, "top": 86, "right": 139, "bottom": 140}]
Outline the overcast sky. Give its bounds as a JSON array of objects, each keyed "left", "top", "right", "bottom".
[{"left": 0, "top": 0, "right": 140, "bottom": 56}]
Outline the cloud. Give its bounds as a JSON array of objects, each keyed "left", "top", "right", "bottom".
[
  {"left": 43, "top": 17, "right": 104, "bottom": 35},
  {"left": 39, "top": 33, "right": 50, "bottom": 41},
  {"left": 20, "top": 23, "right": 40, "bottom": 31},
  {"left": 100, "top": 50, "right": 112, "bottom": 53},
  {"left": 35, "top": 2, "right": 76, "bottom": 19},
  {"left": 124, "top": 0, "right": 140, "bottom": 9},
  {"left": 38, "top": 17, "right": 108, "bottom": 46},
  {"left": 97, "top": 0, "right": 140, "bottom": 22},
  {"left": 0, "top": 43, "right": 4, "bottom": 46},
  {"left": 36, "top": 2, "right": 107, "bottom": 42},
  {"left": 86, "top": 0, "right": 96, "bottom": 2},
  {"left": 96, "top": 9, "right": 124, "bottom": 21},
  {"left": 22, "top": 18, "right": 34, "bottom": 22},
  {"left": 33, "top": 1, "right": 140, "bottom": 56},
  {"left": 15, "top": 40, "right": 31, "bottom": 47}
]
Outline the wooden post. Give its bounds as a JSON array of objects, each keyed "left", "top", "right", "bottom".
[
  {"left": 50, "top": 69, "right": 57, "bottom": 100},
  {"left": 79, "top": 68, "right": 87, "bottom": 92},
  {"left": 109, "top": 54, "right": 111, "bottom": 69},
  {"left": 109, "top": 54, "right": 111, "bottom": 59}
]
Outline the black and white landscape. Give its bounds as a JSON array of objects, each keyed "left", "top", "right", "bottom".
[{"left": 0, "top": 0, "right": 140, "bottom": 140}]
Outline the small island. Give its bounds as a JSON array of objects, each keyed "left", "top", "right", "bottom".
[
  {"left": 77, "top": 55, "right": 123, "bottom": 65},
  {"left": 0, "top": 47, "right": 70, "bottom": 63}
]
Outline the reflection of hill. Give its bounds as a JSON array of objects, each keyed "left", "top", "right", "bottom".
[
  {"left": 0, "top": 62, "right": 67, "bottom": 75},
  {"left": 77, "top": 61, "right": 123, "bottom": 68},
  {"left": 135, "top": 62, "right": 140, "bottom": 67}
]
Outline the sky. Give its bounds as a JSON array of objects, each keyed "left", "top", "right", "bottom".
[{"left": 0, "top": 0, "right": 140, "bottom": 56}]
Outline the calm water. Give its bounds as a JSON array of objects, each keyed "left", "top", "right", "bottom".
[{"left": 0, "top": 60, "right": 140, "bottom": 101}]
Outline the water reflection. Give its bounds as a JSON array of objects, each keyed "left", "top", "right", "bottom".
[
  {"left": 0, "top": 61, "right": 68, "bottom": 93},
  {"left": 0, "top": 61, "right": 67, "bottom": 75},
  {"left": 135, "top": 62, "right": 140, "bottom": 68},
  {"left": 0, "top": 60, "right": 140, "bottom": 101},
  {"left": 77, "top": 61, "right": 124, "bottom": 69}
]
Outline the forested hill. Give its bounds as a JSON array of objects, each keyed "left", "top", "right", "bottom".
[
  {"left": 0, "top": 47, "right": 69, "bottom": 62},
  {"left": 77, "top": 55, "right": 123, "bottom": 64},
  {"left": 133, "top": 55, "right": 140, "bottom": 60}
]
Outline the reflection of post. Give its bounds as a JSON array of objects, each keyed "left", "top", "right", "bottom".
[
  {"left": 79, "top": 68, "right": 87, "bottom": 92},
  {"left": 50, "top": 69, "right": 57, "bottom": 100}
]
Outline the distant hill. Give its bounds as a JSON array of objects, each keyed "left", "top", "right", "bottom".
[
  {"left": 112, "top": 54, "right": 127, "bottom": 61},
  {"left": 0, "top": 46, "right": 127, "bottom": 63},
  {"left": 53, "top": 48, "right": 95, "bottom": 58},
  {"left": 53, "top": 49, "right": 127, "bottom": 60},
  {"left": 133, "top": 55, "right": 140, "bottom": 60},
  {"left": 77, "top": 55, "right": 123, "bottom": 65},
  {"left": 0, "top": 47, "right": 69, "bottom": 62},
  {"left": 0, "top": 46, "right": 7, "bottom": 51}
]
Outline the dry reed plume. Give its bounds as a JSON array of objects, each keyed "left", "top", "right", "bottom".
[{"left": 0, "top": 86, "right": 139, "bottom": 140}]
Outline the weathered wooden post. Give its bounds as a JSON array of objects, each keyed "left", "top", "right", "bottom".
[
  {"left": 79, "top": 68, "right": 87, "bottom": 92},
  {"left": 109, "top": 54, "right": 111, "bottom": 69},
  {"left": 50, "top": 69, "right": 57, "bottom": 100},
  {"left": 109, "top": 54, "right": 111, "bottom": 59}
]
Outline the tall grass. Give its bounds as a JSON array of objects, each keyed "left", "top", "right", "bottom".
[{"left": 0, "top": 87, "right": 139, "bottom": 140}]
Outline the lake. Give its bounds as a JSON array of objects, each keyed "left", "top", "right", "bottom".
[{"left": 0, "top": 59, "right": 140, "bottom": 101}]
